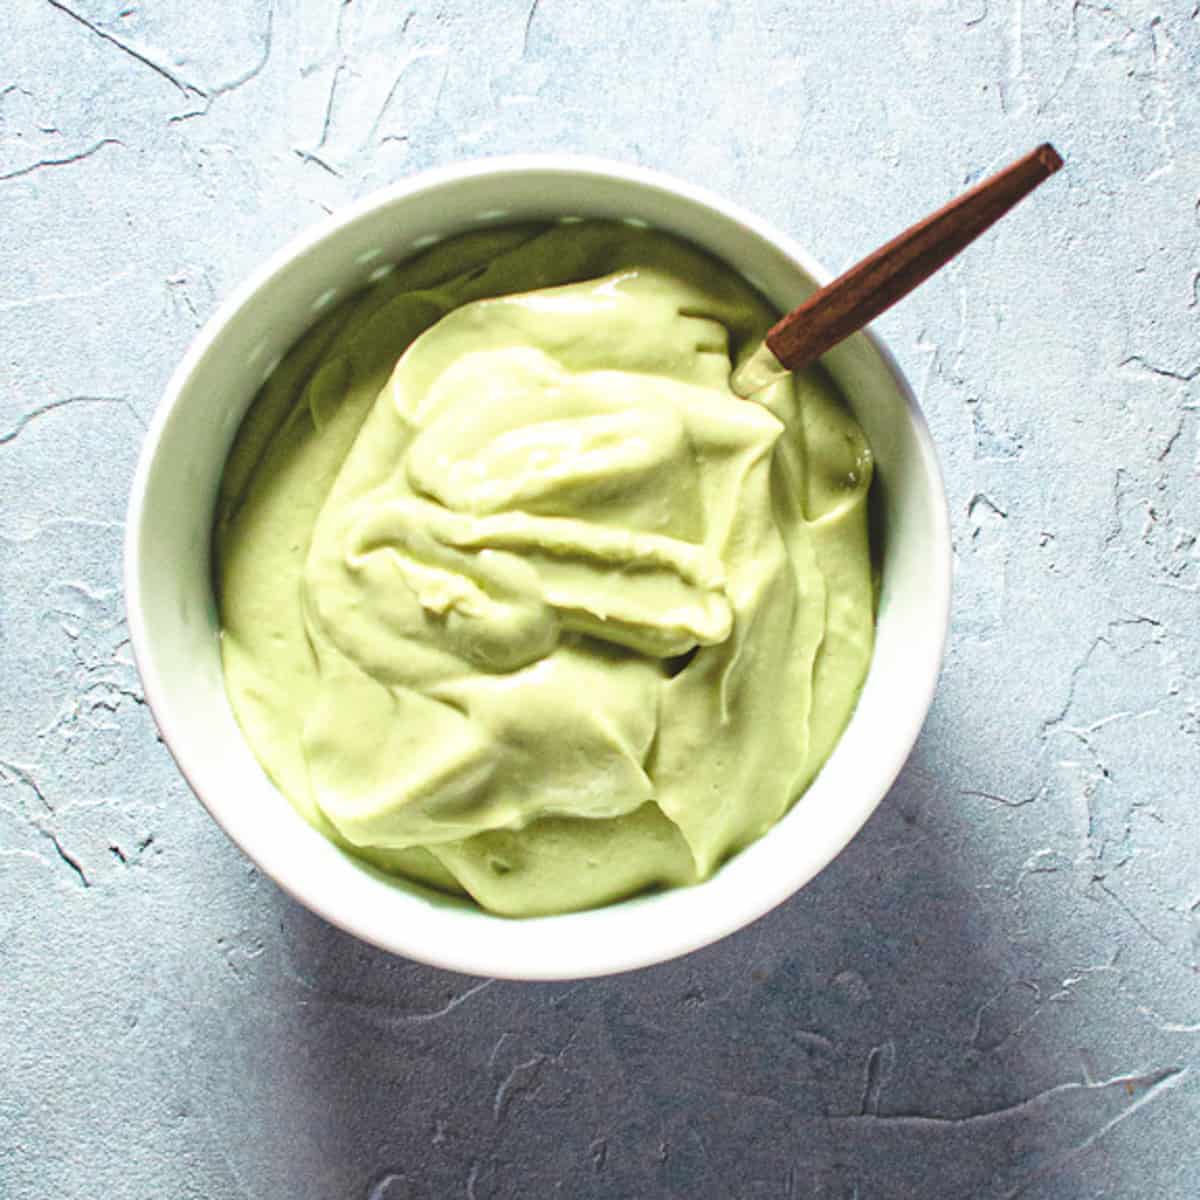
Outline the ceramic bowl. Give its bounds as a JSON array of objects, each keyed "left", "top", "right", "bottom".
[{"left": 124, "top": 156, "right": 951, "bottom": 980}]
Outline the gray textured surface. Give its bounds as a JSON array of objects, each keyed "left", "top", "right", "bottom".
[{"left": 2, "top": 1, "right": 1198, "bottom": 1196}]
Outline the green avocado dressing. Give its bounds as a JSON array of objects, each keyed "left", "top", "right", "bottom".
[{"left": 215, "top": 221, "right": 874, "bottom": 917}]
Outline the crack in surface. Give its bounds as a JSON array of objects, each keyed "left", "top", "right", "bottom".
[
  {"left": 967, "top": 492, "right": 1009, "bottom": 521},
  {"left": 292, "top": 146, "right": 343, "bottom": 178},
  {"left": 0, "top": 395, "right": 142, "bottom": 445},
  {"left": 314, "top": 61, "right": 346, "bottom": 152},
  {"left": 963, "top": 0, "right": 988, "bottom": 27},
  {"left": 0, "top": 137, "right": 121, "bottom": 183},
  {"left": 169, "top": 4, "right": 275, "bottom": 122},
  {"left": 290, "top": 976, "right": 495, "bottom": 1027},
  {"left": 391, "top": 976, "right": 496, "bottom": 1025},
  {"left": 1040, "top": 636, "right": 1108, "bottom": 736},
  {"left": 492, "top": 1053, "right": 548, "bottom": 1122},
  {"left": 0, "top": 762, "right": 89, "bottom": 887},
  {"left": 1092, "top": 878, "right": 1184, "bottom": 966},
  {"left": 0, "top": 269, "right": 135, "bottom": 313},
  {"left": 831, "top": 1067, "right": 1185, "bottom": 1129},
  {"left": 1001, "top": 1068, "right": 1188, "bottom": 1198},
  {"left": 369, "top": 48, "right": 445, "bottom": 142},
  {"left": 859, "top": 1041, "right": 895, "bottom": 1115},
  {"left": 46, "top": 829, "right": 90, "bottom": 888},
  {"left": 1120, "top": 354, "right": 1200, "bottom": 383},
  {"left": 45, "top": 0, "right": 204, "bottom": 97},
  {"left": 522, "top": 0, "right": 541, "bottom": 55},
  {"left": 209, "top": 3, "right": 274, "bottom": 101},
  {"left": 1158, "top": 413, "right": 1186, "bottom": 461},
  {"left": 963, "top": 787, "right": 1043, "bottom": 808},
  {"left": 0, "top": 760, "right": 54, "bottom": 813}
]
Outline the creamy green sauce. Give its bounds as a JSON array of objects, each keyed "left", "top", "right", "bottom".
[{"left": 215, "top": 221, "right": 875, "bottom": 917}]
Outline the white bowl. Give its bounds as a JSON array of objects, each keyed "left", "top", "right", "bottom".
[{"left": 124, "top": 156, "right": 951, "bottom": 981}]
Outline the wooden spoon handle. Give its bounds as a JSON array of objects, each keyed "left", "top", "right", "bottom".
[{"left": 765, "top": 143, "right": 1063, "bottom": 373}]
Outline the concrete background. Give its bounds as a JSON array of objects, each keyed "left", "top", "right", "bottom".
[{"left": 2, "top": 1, "right": 1198, "bottom": 1196}]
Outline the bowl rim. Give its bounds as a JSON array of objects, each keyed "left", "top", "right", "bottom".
[{"left": 124, "top": 154, "right": 952, "bottom": 980}]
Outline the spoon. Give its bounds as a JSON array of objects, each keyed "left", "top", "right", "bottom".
[{"left": 731, "top": 143, "right": 1064, "bottom": 396}]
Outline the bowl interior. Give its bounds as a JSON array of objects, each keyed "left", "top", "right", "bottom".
[{"left": 126, "top": 158, "right": 950, "bottom": 980}]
